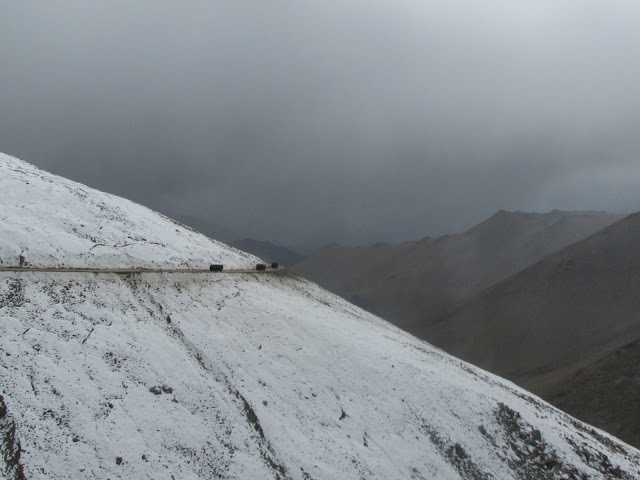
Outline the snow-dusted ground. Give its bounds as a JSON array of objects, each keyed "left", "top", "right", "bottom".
[
  {"left": 0, "top": 153, "right": 259, "bottom": 270},
  {"left": 1, "top": 155, "right": 639, "bottom": 479}
]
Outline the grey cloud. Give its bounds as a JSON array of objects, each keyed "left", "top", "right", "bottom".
[{"left": 1, "top": 0, "right": 640, "bottom": 249}]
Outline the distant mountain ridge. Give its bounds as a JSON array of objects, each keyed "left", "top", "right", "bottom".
[
  {"left": 292, "top": 209, "right": 623, "bottom": 333},
  {"left": 435, "top": 212, "right": 640, "bottom": 376}
]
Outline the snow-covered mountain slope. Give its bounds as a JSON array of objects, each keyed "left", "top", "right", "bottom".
[
  {"left": 1, "top": 155, "right": 639, "bottom": 480},
  {"left": 0, "top": 153, "right": 259, "bottom": 270}
]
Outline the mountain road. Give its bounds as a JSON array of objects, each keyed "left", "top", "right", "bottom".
[{"left": 0, "top": 266, "right": 285, "bottom": 275}]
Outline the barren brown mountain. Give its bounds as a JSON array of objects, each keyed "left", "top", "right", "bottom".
[
  {"left": 293, "top": 210, "right": 622, "bottom": 333},
  {"left": 433, "top": 212, "right": 640, "bottom": 447},
  {"left": 526, "top": 339, "right": 640, "bottom": 449}
]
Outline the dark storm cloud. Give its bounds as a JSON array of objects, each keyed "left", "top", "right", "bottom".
[{"left": 2, "top": 0, "right": 640, "bottom": 249}]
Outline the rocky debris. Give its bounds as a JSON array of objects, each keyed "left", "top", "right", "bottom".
[
  {"left": 0, "top": 395, "right": 27, "bottom": 480},
  {"left": 149, "top": 386, "right": 163, "bottom": 395},
  {"left": 420, "top": 422, "right": 489, "bottom": 480},
  {"left": 565, "top": 436, "right": 631, "bottom": 480},
  {"left": 149, "top": 385, "right": 174, "bottom": 395},
  {"left": 491, "top": 402, "right": 627, "bottom": 480},
  {"left": 0, "top": 279, "right": 26, "bottom": 309}
]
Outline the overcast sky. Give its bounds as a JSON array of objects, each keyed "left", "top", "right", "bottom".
[{"left": 2, "top": 1, "right": 640, "bottom": 250}]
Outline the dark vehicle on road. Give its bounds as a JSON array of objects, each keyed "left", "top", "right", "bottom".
[
  {"left": 210, "top": 264, "right": 224, "bottom": 272},
  {"left": 256, "top": 263, "right": 266, "bottom": 271},
  {"left": 271, "top": 262, "right": 279, "bottom": 269}
]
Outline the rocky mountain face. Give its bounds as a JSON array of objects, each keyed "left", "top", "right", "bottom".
[
  {"left": 291, "top": 209, "right": 623, "bottom": 333},
  {"left": 434, "top": 212, "right": 640, "bottom": 447},
  {"left": 1, "top": 153, "right": 639, "bottom": 479}
]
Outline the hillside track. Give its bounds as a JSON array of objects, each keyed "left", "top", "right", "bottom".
[{"left": 0, "top": 266, "right": 285, "bottom": 275}]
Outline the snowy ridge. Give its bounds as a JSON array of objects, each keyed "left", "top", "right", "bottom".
[
  {"left": 1, "top": 155, "right": 639, "bottom": 479},
  {"left": 0, "top": 153, "right": 259, "bottom": 270}
]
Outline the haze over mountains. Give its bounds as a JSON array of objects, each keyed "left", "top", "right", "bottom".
[
  {"left": 3, "top": 154, "right": 639, "bottom": 479},
  {"left": 436, "top": 212, "right": 640, "bottom": 447},
  {"left": 292, "top": 209, "right": 623, "bottom": 333}
]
